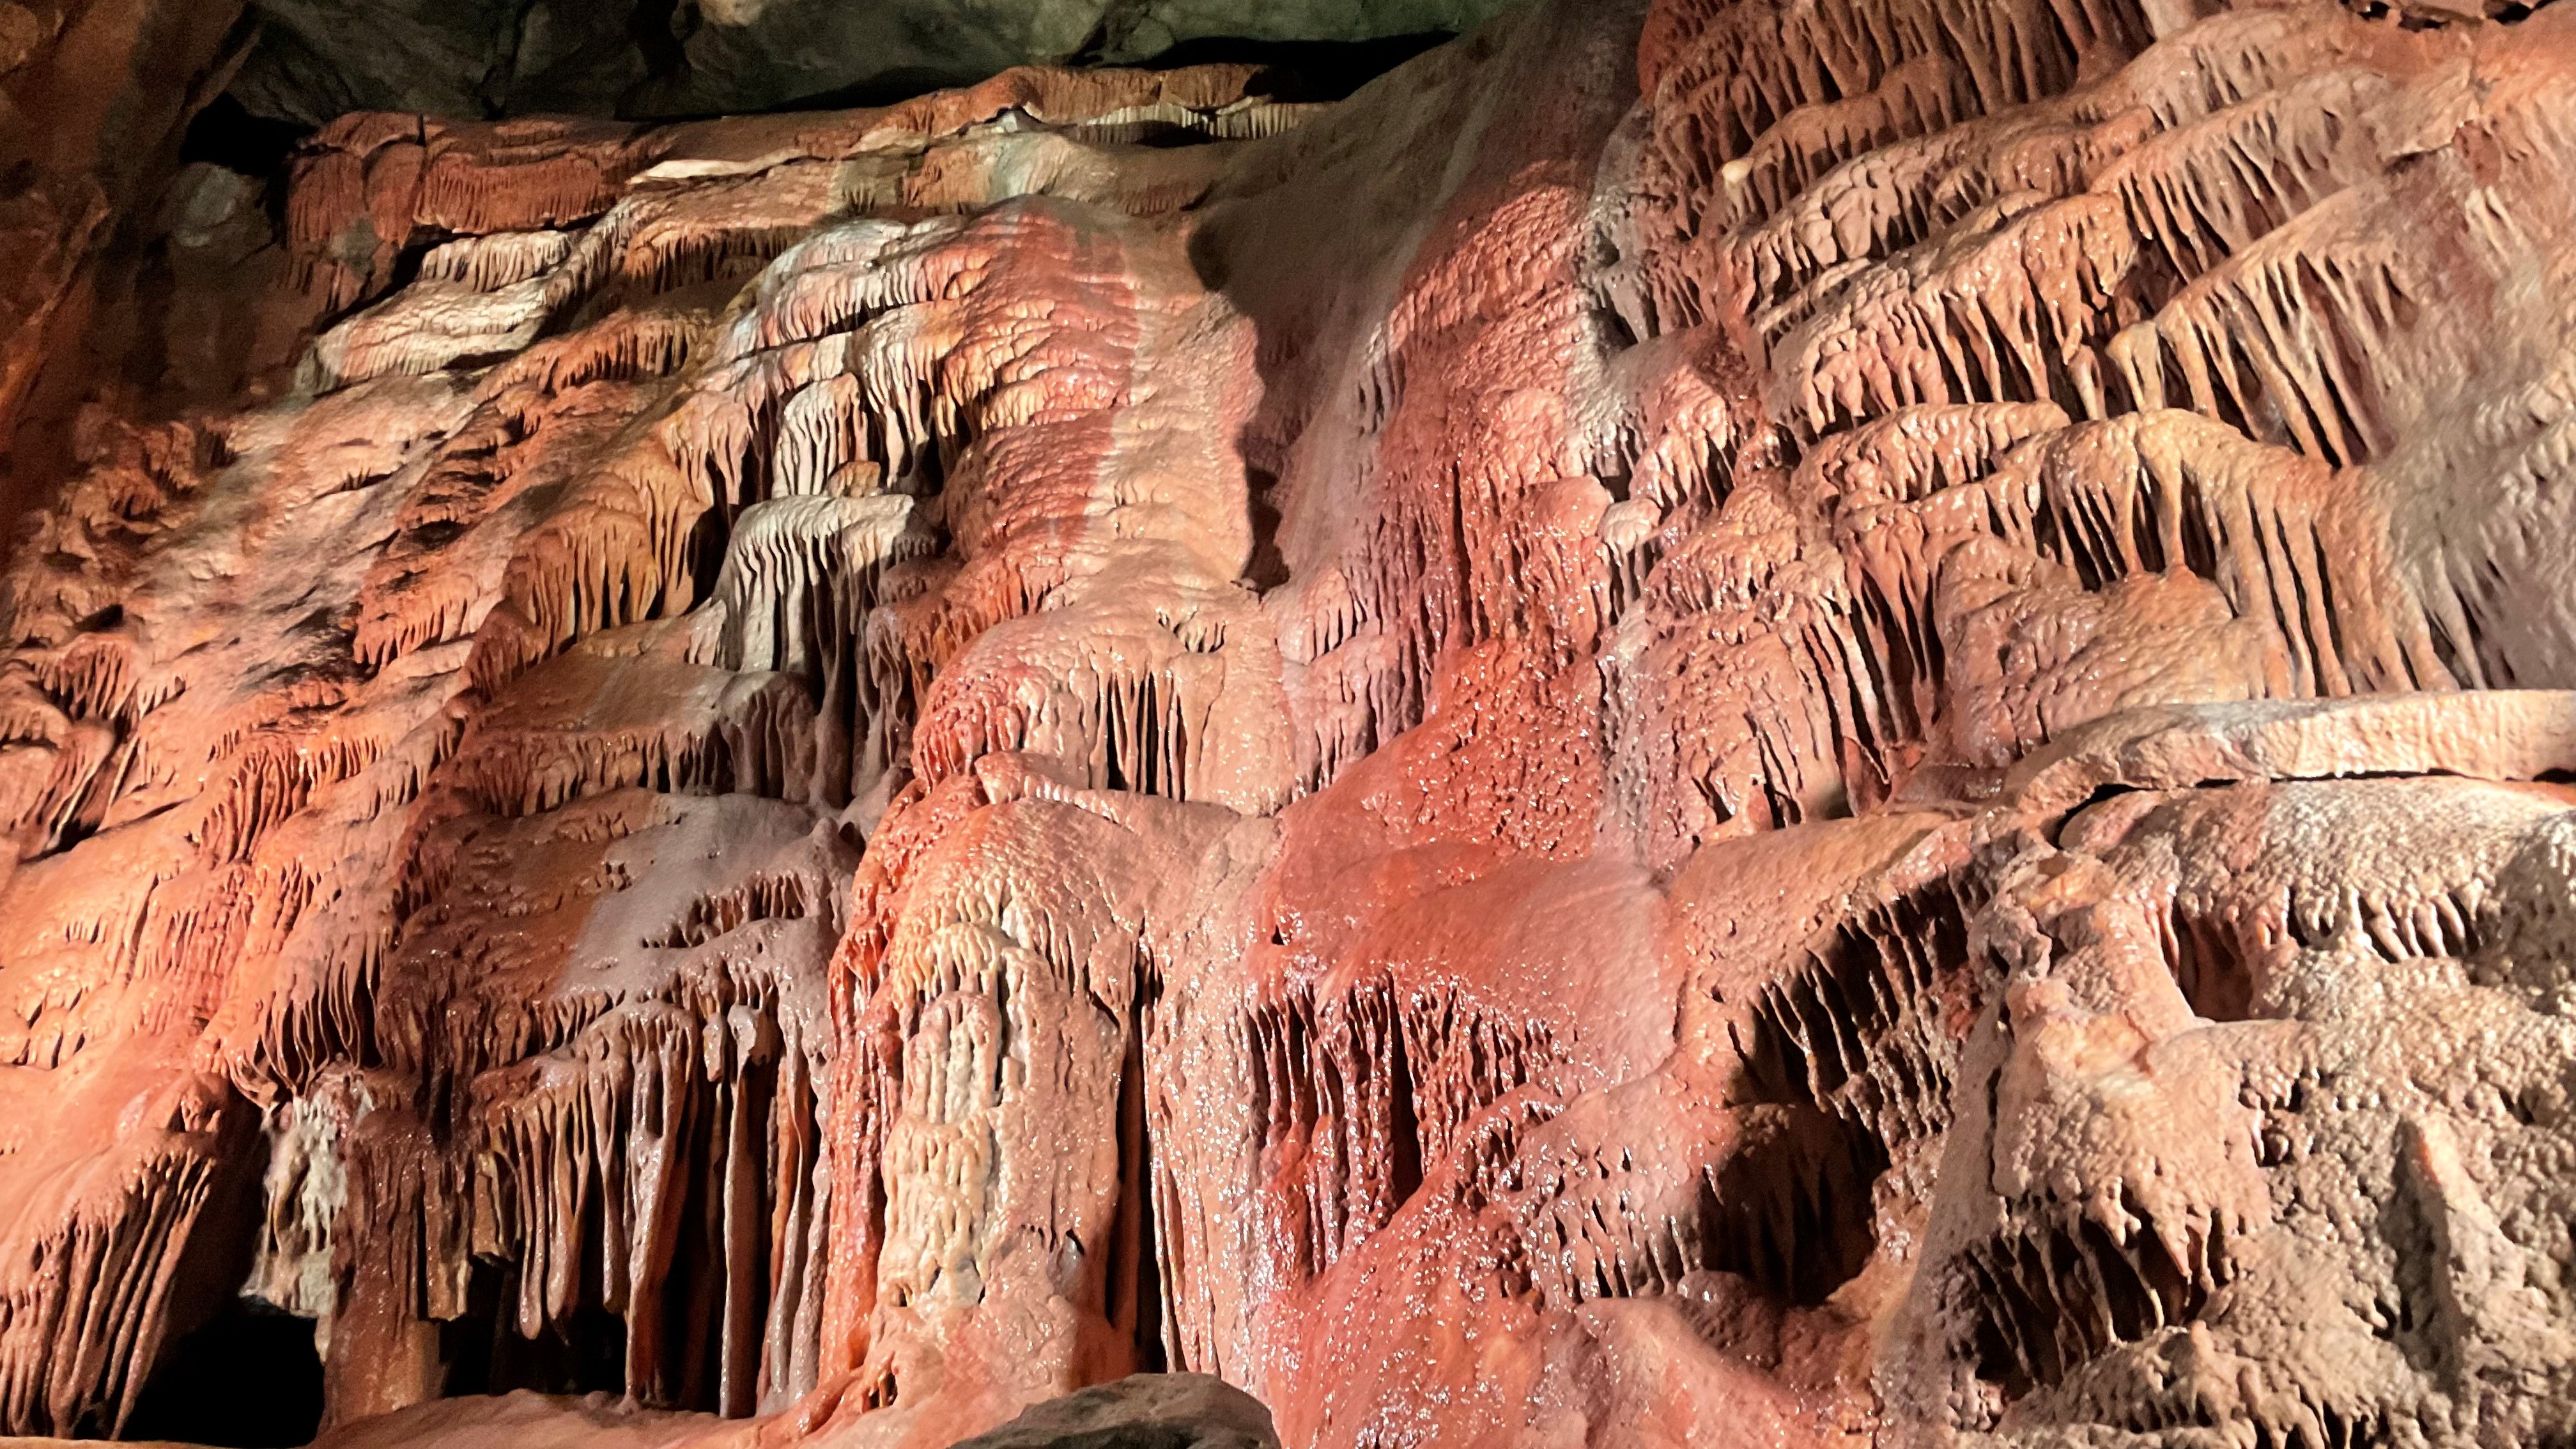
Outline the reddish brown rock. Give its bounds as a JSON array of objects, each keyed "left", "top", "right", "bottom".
[{"left": 7, "top": 0, "right": 2576, "bottom": 1446}]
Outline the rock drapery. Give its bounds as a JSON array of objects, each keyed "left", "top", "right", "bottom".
[{"left": 6, "top": 0, "right": 2576, "bottom": 1446}]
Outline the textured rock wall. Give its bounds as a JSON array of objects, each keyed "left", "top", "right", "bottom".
[
  {"left": 0, "top": 0, "right": 260, "bottom": 530},
  {"left": 6, "top": 0, "right": 2576, "bottom": 1446}
]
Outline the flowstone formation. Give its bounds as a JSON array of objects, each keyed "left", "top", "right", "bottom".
[{"left": 6, "top": 0, "right": 2576, "bottom": 1445}]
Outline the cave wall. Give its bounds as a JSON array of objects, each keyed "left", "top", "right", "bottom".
[
  {"left": 0, "top": 0, "right": 261, "bottom": 537},
  {"left": 7, "top": 0, "right": 2576, "bottom": 1446}
]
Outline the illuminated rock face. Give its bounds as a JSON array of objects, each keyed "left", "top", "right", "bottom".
[{"left": 8, "top": 1, "right": 2576, "bottom": 1446}]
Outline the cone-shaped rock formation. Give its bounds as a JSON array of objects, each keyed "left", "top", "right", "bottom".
[{"left": 8, "top": 1, "right": 2576, "bottom": 1446}]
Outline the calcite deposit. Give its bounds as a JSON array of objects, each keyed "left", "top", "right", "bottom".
[{"left": 6, "top": 0, "right": 2576, "bottom": 1445}]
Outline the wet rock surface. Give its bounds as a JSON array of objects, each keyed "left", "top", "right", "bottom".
[{"left": 6, "top": 0, "right": 2576, "bottom": 1446}]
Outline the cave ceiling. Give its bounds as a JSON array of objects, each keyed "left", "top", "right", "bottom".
[{"left": 223, "top": 0, "right": 1517, "bottom": 123}]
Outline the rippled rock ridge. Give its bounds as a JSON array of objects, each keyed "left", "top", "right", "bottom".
[{"left": 6, "top": 0, "right": 2576, "bottom": 1446}]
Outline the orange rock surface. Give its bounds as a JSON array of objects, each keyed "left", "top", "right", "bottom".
[{"left": 8, "top": 0, "right": 2576, "bottom": 1445}]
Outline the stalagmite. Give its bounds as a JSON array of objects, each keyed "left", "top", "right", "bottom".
[{"left": 8, "top": 0, "right": 2576, "bottom": 1445}]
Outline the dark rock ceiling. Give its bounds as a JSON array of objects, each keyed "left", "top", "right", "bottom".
[{"left": 224, "top": 0, "right": 1522, "bottom": 124}]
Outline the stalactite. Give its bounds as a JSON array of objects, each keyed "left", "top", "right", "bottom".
[
  {"left": 0, "top": 1077, "right": 254, "bottom": 1438},
  {"left": 13, "top": 3, "right": 2576, "bottom": 1446}
]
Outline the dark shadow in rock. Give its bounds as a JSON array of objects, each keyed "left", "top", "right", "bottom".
[
  {"left": 124, "top": 1299, "right": 326, "bottom": 1448},
  {"left": 1127, "top": 33, "right": 1462, "bottom": 101}
]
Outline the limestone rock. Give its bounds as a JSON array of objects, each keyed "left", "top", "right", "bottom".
[
  {"left": 228, "top": 0, "right": 1523, "bottom": 124},
  {"left": 943, "top": 1375, "right": 1279, "bottom": 1449},
  {"left": 5, "top": 0, "right": 2576, "bottom": 1446},
  {"left": 309, "top": 1391, "right": 718, "bottom": 1449}
]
